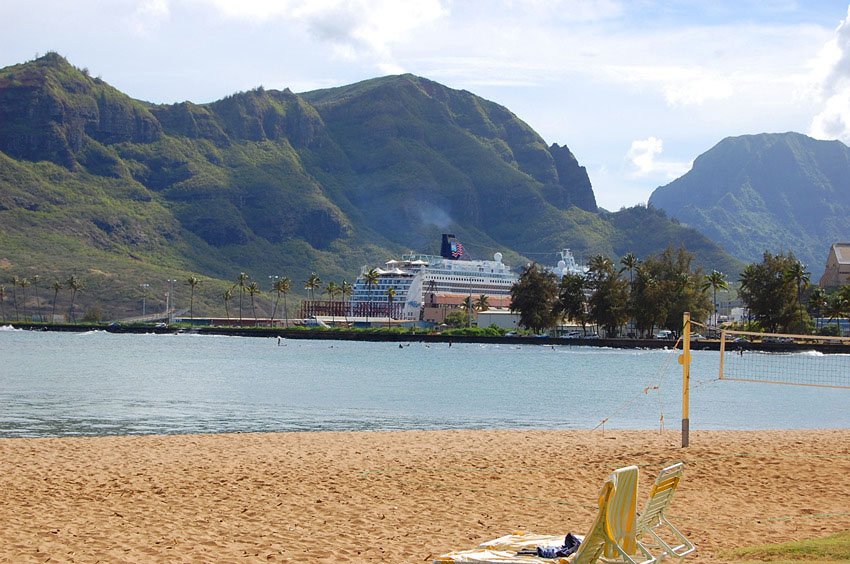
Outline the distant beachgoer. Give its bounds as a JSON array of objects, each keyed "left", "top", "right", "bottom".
[{"left": 277, "top": 336, "right": 281, "bottom": 346}]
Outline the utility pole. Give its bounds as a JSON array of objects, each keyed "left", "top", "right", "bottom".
[{"left": 166, "top": 279, "right": 177, "bottom": 324}]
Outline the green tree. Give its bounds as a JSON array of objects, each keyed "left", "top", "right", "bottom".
[
  {"left": 629, "top": 247, "right": 711, "bottom": 337},
  {"left": 247, "top": 281, "right": 261, "bottom": 325},
  {"left": 305, "top": 272, "right": 322, "bottom": 301},
  {"left": 587, "top": 255, "right": 629, "bottom": 337},
  {"left": 739, "top": 252, "right": 809, "bottom": 333},
  {"left": 325, "top": 281, "right": 340, "bottom": 324},
  {"left": 223, "top": 287, "right": 233, "bottom": 321},
  {"left": 807, "top": 287, "right": 828, "bottom": 330},
  {"left": 554, "top": 272, "right": 588, "bottom": 335},
  {"left": 186, "top": 276, "right": 200, "bottom": 324},
  {"left": 444, "top": 309, "right": 468, "bottom": 328},
  {"left": 236, "top": 272, "right": 250, "bottom": 326},
  {"left": 270, "top": 276, "right": 287, "bottom": 324},
  {"left": 386, "top": 286, "right": 396, "bottom": 327},
  {"left": 363, "top": 268, "right": 380, "bottom": 323},
  {"left": 66, "top": 274, "right": 83, "bottom": 323},
  {"left": 785, "top": 260, "right": 810, "bottom": 327},
  {"left": 823, "top": 291, "right": 847, "bottom": 333},
  {"left": 701, "top": 270, "right": 729, "bottom": 327},
  {"left": 619, "top": 252, "right": 639, "bottom": 287},
  {"left": 630, "top": 264, "right": 665, "bottom": 338},
  {"left": 341, "top": 280, "right": 353, "bottom": 323},
  {"left": 50, "top": 280, "right": 63, "bottom": 323},
  {"left": 510, "top": 263, "right": 558, "bottom": 333},
  {"left": 474, "top": 294, "right": 490, "bottom": 312},
  {"left": 277, "top": 277, "right": 291, "bottom": 327}
]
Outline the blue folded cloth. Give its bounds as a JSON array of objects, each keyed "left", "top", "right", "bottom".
[{"left": 517, "top": 533, "right": 582, "bottom": 558}]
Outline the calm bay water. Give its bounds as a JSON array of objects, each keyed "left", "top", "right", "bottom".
[{"left": 1, "top": 329, "right": 849, "bottom": 438}]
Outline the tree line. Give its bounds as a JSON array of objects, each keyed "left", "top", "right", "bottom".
[
  {"left": 510, "top": 246, "right": 714, "bottom": 336},
  {"left": 510, "top": 247, "right": 847, "bottom": 337}
]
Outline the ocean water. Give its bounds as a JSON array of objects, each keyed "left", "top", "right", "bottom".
[{"left": 1, "top": 329, "right": 848, "bottom": 438}]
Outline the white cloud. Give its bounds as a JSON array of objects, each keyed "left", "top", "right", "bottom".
[
  {"left": 626, "top": 137, "right": 691, "bottom": 179},
  {"left": 127, "top": 0, "right": 170, "bottom": 36},
  {"left": 198, "top": 0, "right": 447, "bottom": 60},
  {"left": 809, "top": 6, "right": 850, "bottom": 143}
]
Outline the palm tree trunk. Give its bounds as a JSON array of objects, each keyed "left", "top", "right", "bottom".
[
  {"left": 69, "top": 290, "right": 77, "bottom": 323},
  {"left": 190, "top": 288, "right": 195, "bottom": 324},
  {"left": 12, "top": 287, "right": 18, "bottom": 321},
  {"left": 237, "top": 290, "right": 242, "bottom": 325},
  {"left": 271, "top": 292, "right": 280, "bottom": 325},
  {"left": 283, "top": 293, "right": 288, "bottom": 328},
  {"left": 51, "top": 289, "right": 58, "bottom": 323}
]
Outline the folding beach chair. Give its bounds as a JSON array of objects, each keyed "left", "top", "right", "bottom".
[
  {"left": 634, "top": 463, "right": 694, "bottom": 562},
  {"left": 433, "top": 465, "right": 656, "bottom": 564}
]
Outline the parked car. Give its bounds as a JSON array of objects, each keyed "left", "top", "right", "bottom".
[{"left": 655, "top": 330, "right": 674, "bottom": 339}]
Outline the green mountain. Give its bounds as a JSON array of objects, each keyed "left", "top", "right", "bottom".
[
  {"left": 648, "top": 132, "right": 850, "bottom": 277},
  {"left": 0, "top": 53, "right": 738, "bottom": 319}
]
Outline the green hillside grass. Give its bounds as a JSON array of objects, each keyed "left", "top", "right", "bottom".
[{"left": 0, "top": 54, "right": 742, "bottom": 319}]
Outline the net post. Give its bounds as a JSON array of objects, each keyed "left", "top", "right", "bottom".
[{"left": 679, "top": 311, "right": 691, "bottom": 447}]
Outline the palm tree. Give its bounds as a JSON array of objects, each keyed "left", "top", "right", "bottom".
[
  {"left": 619, "top": 252, "right": 639, "bottom": 287},
  {"left": 785, "top": 261, "right": 810, "bottom": 326},
  {"left": 275, "top": 277, "right": 291, "bottom": 328},
  {"left": 824, "top": 293, "right": 847, "bottom": 332},
  {"left": 808, "top": 287, "right": 828, "bottom": 330},
  {"left": 50, "top": 280, "right": 63, "bottom": 323},
  {"left": 223, "top": 288, "right": 233, "bottom": 321},
  {"left": 475, "top": 294, "right": 490, "bottom": 312},
  {"left": 363, "top": 268, "right": 379, "bottom": 323},
  {"left": 66, "top": 274, "right": 83, "bottom": 323},
  {"left": 236, "top": 272, "right": 250, "bottom": 326},
  {"left": 10, "top": 275, "right": 20, "bottom": 321},
  {"left": 185, "top": 276, "right": 200, "bottom": 324},
  {"left": 270, "top": 276, "right": 283, "bottom": 324},
  {"left": 0, "top": 285, "right": 6, "bottom": 322},
  {"left": 31, "top": 275, "right": 41, "bottom": 321},
  {"left": 247, "top": 281, "right": 261, "bottom": 325},
  {"left": 19, "top": 278, "right": 30, "bottom": 321},
  {"left": 305, "top": 273, "right": 322, "bottom": 301},
  {"left": 461, "top": 296, "right": 474, "bottom": 328},
  {"left": 701, "top": 270, "right": 728, "bottom": 327},
  {"left": 341, "top": 280, "right": 353, "bottom": 323},
  {"left": 325, "top": 281, "right": 339, "bottom": 325},
  {"left": 386, "top": 287, "right": 396, "bottom": 328}
]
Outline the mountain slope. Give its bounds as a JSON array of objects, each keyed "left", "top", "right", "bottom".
[
  {"left": 0, "top": 54, "right": 738, "bottom": 318},
  {"left": 648, "top": 132, "right": 850, "bottom": 276}
]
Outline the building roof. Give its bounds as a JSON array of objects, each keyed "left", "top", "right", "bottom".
[{"left": 833, "top": 243, "right": 850, "bottom": 264}]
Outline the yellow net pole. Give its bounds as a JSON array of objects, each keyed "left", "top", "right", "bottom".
[{"left": 678, "top": 312, "right": 691, "bottom": 447}]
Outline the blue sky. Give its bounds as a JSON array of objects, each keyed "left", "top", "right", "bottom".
[{"left": 3, "top": 0, "right": 850, "bottom": 210}]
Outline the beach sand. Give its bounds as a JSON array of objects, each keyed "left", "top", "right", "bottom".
[{"left": 1, "top": 429, "right": 848, "bottom": 563}]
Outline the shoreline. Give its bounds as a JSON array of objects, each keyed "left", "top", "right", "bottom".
[
  {"left": 1, "top": 428, "right": 848, "bottom": 562},
  {"left": 6, "top": 322, "right": 850, "bottom": 353}
]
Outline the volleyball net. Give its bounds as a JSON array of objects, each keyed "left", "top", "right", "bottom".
[{"left": 718, "top": 329, "right": 850, "bottom": 389}]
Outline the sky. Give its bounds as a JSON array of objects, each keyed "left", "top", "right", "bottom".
[{"left": 3, "top": 0, "right": 850, "bottom": 210}]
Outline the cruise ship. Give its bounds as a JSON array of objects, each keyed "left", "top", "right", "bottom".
[{"left": 349, "top": 235, "right": 587, "bottom": 321}]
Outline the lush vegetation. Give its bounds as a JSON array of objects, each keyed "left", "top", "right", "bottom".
[
  {"left": 510, "top": 246, "right": 713, "bottom": 336},
  {"left": 649, "top": 132, "right": 850, "bottom": 278},
  {"left": 1, "top": 53, "right": 741, "bottom": 319}
]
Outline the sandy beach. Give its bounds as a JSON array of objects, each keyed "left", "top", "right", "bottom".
[{"left": 1, "top": 429, "right": 848, "bottom": 563}]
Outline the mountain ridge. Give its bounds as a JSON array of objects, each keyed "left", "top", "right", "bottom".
[
  {"left": 648, "top": 132, "right": 850, "bottom": 277},
  {"left": 0, "top": 53, "right": 740, "bottom": 318}
]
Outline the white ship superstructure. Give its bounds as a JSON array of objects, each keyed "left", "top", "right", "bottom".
[{"left": 350, "top": 235, "right": 518, "bottom": 320}]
